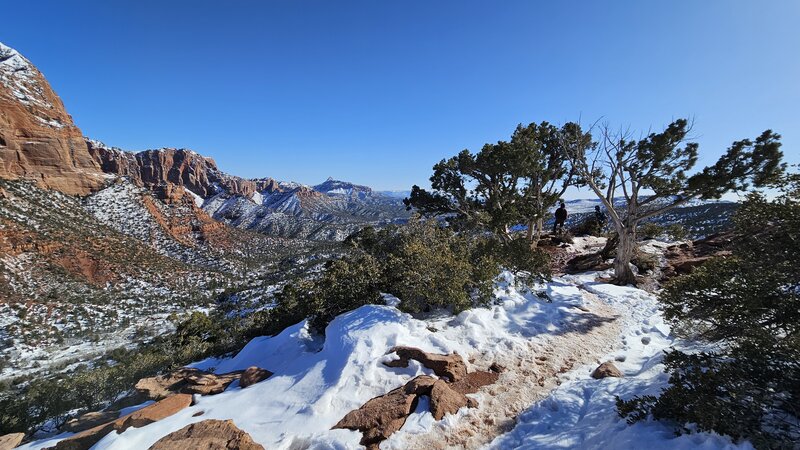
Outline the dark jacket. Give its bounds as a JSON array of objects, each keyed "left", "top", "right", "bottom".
[{"left": 555, "top": 206, "right": 567, "bottom": 222}]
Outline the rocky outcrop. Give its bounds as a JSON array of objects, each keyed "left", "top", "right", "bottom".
[
  {"left": 591, "top": 361, "right": 624, "bottom": 379},
  {"left": 383, "top": 346, "right": 468, "bottom": 382},
  {"left": 62, "top": 411, "right": 119, "bottom": 433},
  {"left": 0, "top": 432, "right": 24, "bottom": 450},
  {"left": 0, "top": 42, "right": 105, "bottom": 196},
  {"left": 338, "top": 350, "right": 502, "bottom": 449},
  {"left": 239, "top": 366, "right": 273, "bottom": 388},
  {"left": 87, "top": 141, "right": 281, "bottom": 202},
  {"left": 46, "top": 394, "right": 193, "bottom": 450},
  {"left": 334, "top": 375, "right": 436, "bottom": 450},
  {"left": 135, "top": 368, "right": 243, "bottom": 400},
  {"left": 661, "top": 231, "right": 737, "bottom": 280},
  {"left": 148, "top": 419, "right": 265, "bottom": 450}
]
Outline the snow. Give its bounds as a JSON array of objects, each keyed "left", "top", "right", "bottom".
[
  {"left": 20, "top": 269, "right": 753, "bottom": 450},
  {"left": 486, "top": 271, "right": 752, "bottom": 450},
  {"left": 184, "top": 187, "right": 205, "bottom": 207}
]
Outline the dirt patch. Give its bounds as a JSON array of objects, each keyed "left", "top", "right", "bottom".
[{"left": 394, "top": 293, "right": 621, "bottom": 449}]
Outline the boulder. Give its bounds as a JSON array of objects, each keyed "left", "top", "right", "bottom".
[
  {"left": 0, "top": 432, "right": 24, "bottom": 450},
  {"left": 148, "top": 419, "right": 264, "bottom": 450},
  {"left": 333, "top": 375, "right": 434, "bottom": 450},
  {"left": 591, "top": 361, "right": 624, "bottom": 379},
  {"left": 115, "top": 394, "right": 193, "bottom": 432},
  {"left": 46, "top": 394, "right": 193, "bottom": 450},
  {"left": 62, "top": 411, "right": 119, "bottom": 433},
  {"left": 135, "top": 368, "right": 242, "bottom": 399},
  {"left": 239, "top": 366, "right": 273, "bottom": 388},
  {"left": 384, "top": 346, "right": 467, "bottom": 382},
  {"left": 429, "top": 379, "right": 470, "bottom": 420}
]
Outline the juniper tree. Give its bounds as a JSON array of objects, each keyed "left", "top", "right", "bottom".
[
  {"left": 405, "top": 122, "right": 583, "bottom": 246},
  {"left": 617, "top": 172, "right": 800, "bottom": 447},
  {"left": 560, "top": 119, "right": 785, "bottom": 285}
]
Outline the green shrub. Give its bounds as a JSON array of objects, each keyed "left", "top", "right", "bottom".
[
  {"left": 617, "top": 175, "right": 800, "bottom": 448},
  {"left": 637, "top": 222, "right": 664, "bottom": 240},
  {"left": 348, "top": 219, "right": 502, "bottom": 314},
  {"left": 664, "top": 223, "right": 689, "bottom": 241}
]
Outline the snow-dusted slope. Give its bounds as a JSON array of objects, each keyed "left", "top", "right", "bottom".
[{"left": 20, "top": 251, "right": 752, "bottom": 449}]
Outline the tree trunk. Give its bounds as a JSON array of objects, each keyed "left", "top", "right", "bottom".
[
  {"left": 527, "top": 218, "right": 544, "bottom": 249},
  {"left": 613, "top": 226, "right": 637, "bottom": 285}
]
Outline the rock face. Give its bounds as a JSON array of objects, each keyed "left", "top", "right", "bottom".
[
  {"left": 662, "top": 231, "right": 736, "bottom": 280},
  {"left": 0, "top": 432, "right": 24, "bottom": 450},
  {"left": 135, "top": 368, "right": 243, "bottom": 400},
  {"left": 46, "top": 394, "right": 193, "bottom": 450},
  {"left": 239, "top": 366, "right": 273, "bottom": 388},
  {"left": 0, "top": 42, "right": 105, "bottom": 195},
  {"left": 148, "top": 419, "right": 265, "bottom": 450},
  {"left": 87, "top": 141, "right": 280, "bottom": 202},
  {"left": 383, "top": 346, "right": 468, "bottom": 382},
  {"left": 591, "top": 361, "right": 624, "bottom": 379}
]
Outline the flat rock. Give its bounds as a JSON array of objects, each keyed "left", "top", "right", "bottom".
[
  {"left": 0, "top": 432, "right": 24, "bottom": 450},
  {"left": 239, "top": 366, "right": 273, "bottom": 388},
  {"left": 334, "top": 376, "right": 433, "bottom": 449},
  {"left": 429, "top": 379, "right": 470, "bottom": 420},
  {"left": 135, "top": 368, "right": 242, "bottom": 399},
  {"left": 46, "top": 394, "right": 193, "bottom": 450},
  {"left": 62, "top": 410, "right": 119, "bottom": 433},
  {"left": 116, "top": 394, "right": 193, "bottom": 432},
  {"left": 148, "top": 419, "right": 264, "bottom": 450},
  {"left": 384, "top": 346, "right": 467, "bottom": 381},
  {"left": 591, "top": 361, "right": 624, "bottom": 379}
]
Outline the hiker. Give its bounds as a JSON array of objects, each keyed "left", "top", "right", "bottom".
[
  {"left": 553, "top": 202, "right": 567, "bottom": 233},
  {"left": 594, "top": 205, "right": 607, "bottom": 226}
]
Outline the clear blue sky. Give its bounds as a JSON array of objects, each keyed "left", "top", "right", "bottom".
[{"left": 2, "top": 1, "right": 798, "bottom": 193}]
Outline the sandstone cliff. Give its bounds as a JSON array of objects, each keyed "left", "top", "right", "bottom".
[
  {"left": 87, "top": 140, "right": 281, "bottom": 202},
  {"left": 0, "top": 42, "right": 105, "bottom": 195}
]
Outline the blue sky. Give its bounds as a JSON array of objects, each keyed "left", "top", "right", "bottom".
[{"left": 2, "top": 1, "right": 798, "bottom": 194}]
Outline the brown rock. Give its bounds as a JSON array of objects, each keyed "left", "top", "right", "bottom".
[
  {"left": 384, "top": 346, "right": 467, "bottom": 382},
  {"left": 87, "top": 141, "right": 283, "bottom": 202},
  {"left": 46, "top": 421, "right": 117, "bottom": 450},
  {"left": 148, "top": 419, "right": 264, "bottom": 450},
  {"left": 333, "top": 376, "right": 431, "bottom": 449},
  {"left": 239, "top": 366, "right": 273, "bottom": 388},
  {"left": 46, "top": 394, "right": 193, "bottom": 450},
  {"left": 449, "top": 370, "right": 500, "bottom": 395},
  {"left": 115, "top": 394, "right": 193, "bottom": 432},
  {"left": 135, "top": 368, "right": 242, "bottom": 399},
  {"left": 591, "top": 361, "right": 624, "bottom": 379},
  {"left": 429, "top": 379, "right": 470, "bottom": 420},
  {"left": 62, "top": 411, "right": 119, "bottom": 433},
  {"left": 402, "top": 375, "right": 437, "bottom": 396},
  {"left": 0, "top": 43, "right": 105, "bottom": 196},
  {"left": 0, "top": 432, "right": 24, "bottom": 450}
]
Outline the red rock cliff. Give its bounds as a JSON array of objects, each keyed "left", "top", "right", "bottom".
[{"left": 0, "top": 42, "right": 105, "bottom": 195}]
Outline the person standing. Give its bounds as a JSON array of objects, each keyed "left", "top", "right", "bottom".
[{"left": 553, "top": 202, "right": 567, "bottom": 233}]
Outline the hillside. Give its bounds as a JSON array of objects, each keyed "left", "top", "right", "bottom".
[{"left": 14, "top": 237, "right": 752, "bottom": 450}]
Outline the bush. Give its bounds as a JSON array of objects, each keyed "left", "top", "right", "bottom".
[
  {"left": 349, "top": 219, "right": 501, "bottom": 314},
  {"left": 664, "top": 223, "right": 689, "bottom": 241},
  {"left": 617, "top": 175, "right": 800, "bottom": 448},
  {"left": 476, "top": 237, "right": 551, "bottom": 285},
  {"left": 637, "top": 222, "right": 664, "bottom": 240}
]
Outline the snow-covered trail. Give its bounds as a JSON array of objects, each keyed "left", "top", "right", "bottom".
[
  {"left": 484, "top": 271, "right": 752, "bottom": 450},
  {"left": 385, "top": 284, "right": 622, "bottom": 449}
]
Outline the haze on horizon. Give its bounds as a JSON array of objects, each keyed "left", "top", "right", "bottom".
[{"left": 2, "top": 0, "right": 798, "bottom": 196}]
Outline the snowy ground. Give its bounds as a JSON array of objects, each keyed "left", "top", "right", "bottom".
[{"left": 19, "top": 254, "right": 751, "bottom": 449}]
